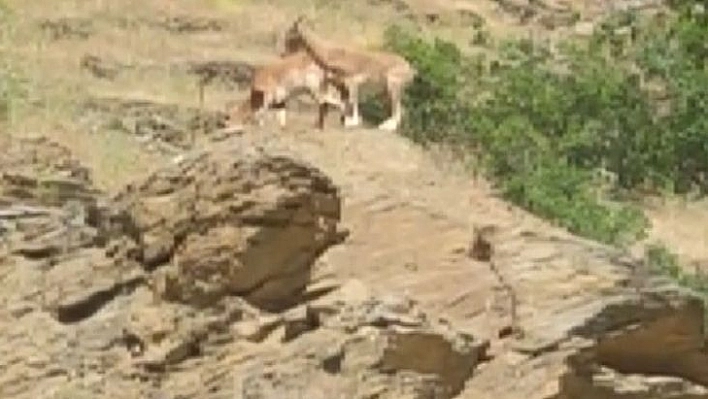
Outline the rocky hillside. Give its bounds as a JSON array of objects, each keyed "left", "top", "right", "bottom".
[
  {"left": 1, "top": 0, "right": 707, "bottom": 398},
  {"left": 2, "top": 129, "right": 707, "bottom": 399}
]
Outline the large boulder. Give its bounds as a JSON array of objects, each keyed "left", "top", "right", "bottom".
[
  {"left": 112, "top": 146, "right": 346, "bottom": 310},
  {"left": 553, "top": 283, "right": 708, "bottom": 398},
  {"left": 119, "top": 278, "right": 490, "bottom": 399},
  {"left": 458, "top": 228, "right": 708, "bottom": 399}
]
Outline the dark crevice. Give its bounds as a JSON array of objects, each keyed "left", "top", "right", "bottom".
[
  {"left": 322, "top": 349, "right": 344, "bottom": 374},
  {"left": 14, "top": 245, "right": 61, "bottom": 259},
  {"left": 55, "top": 276, "right": 145, "bottom": 324}
]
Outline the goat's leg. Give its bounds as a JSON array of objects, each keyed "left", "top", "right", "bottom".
[
  {"left": 316, "top": 101, "right": 328, "bottom": 130},
  {"left": 276, "top": 108, "right": 287, "bottom": 128},
  {"left": 313, "top": 84, "right": 330, "bottom": 130},
  {"left": 258, "top": 90, "right": 279, "bottom": 128},
  {"left": 343, "top": 82, "right": 361, "bottom": 128},
  {"left": 378, "top": 79, "right": 403, "bottom": 131},
  {"left": 248, "top": 89, "right": 268, "bottom": 127},
  {"left": 271, "top": 100, "right": 287, "bottom": 129},
  {"left": 317, "top": 77, "right": 349, "bottom": 129},
  {"left": 268, "top": 87, "right": 287, "bottom": 129},
  {"left": 327, "top": 80, "right": 349, "bottom": 127},
  {"left": 253, "top": 108, "right": 266, "bottom": 127}
]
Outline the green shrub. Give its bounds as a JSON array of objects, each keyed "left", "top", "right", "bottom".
[
  {"left": 369, "top": 26, "right": 647, "bottom": 245},
  {"left": 381, "top": 26, "right": 474, "bottom": 144},
  {"left": 645, "top": 243, "right": 708, "bottom": 327},
  {"left": 0, "top": 2, "right": 22, "bottom": 125},
  {"left": 633, "top": 4, "right": 708, "bottom": 193},
  {"left": 645, "top": 243, "right": 708, "bottom": 293},
  {"left": 363, "top": 7, "right": 708, "bottom": 246},
  {"left": 501, "top": 158, "right": 648, "bottom": 245},
  {"left": 0, "top": 64, "right": 24, "bottom": 124}
]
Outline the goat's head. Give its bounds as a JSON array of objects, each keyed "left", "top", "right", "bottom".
[{"left": 280, "top": 15, "right": 310, "bottom": 56}]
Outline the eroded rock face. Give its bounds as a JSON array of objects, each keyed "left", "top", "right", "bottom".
[
  {"left": 0, "top": 137, "right": 107, "bottom": 260},
  {"left": 113, "top": 147, "right": 345, "bottom": 310},
  {"left": 0, "top": 136, "right": 95, "bottom": 205},
  {"left": 208, "top": 280, "right": 490, "bottom": 399},
  {"left": 553, "top": 283, "right": 708, "bottom": 399},
  {"left": 560, "top": 366, "right": 708, "bottom": 399},
  {"left": 3, "top": 135, "right": 708, "bottom": 399},
  {"left": 113, "top": 279, "right": 490, "bottom": 399}
]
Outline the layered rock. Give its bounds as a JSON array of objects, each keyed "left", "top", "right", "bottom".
[
  {"left": 110, "top": 146, "right": 345, "bottom": 310},
  {"left": 2, "top": 135, "right": 708, "bottom": 399},
  {"left": 554, "top": 283, "right": 708, "bottom": 398}
]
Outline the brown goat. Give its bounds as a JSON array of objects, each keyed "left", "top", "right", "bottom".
[
  {"left": 280, "top": 16, "right": 416, "bottom": 131},
  {"left": 224, "top": 50, "right": 349, "bottom": 131}
]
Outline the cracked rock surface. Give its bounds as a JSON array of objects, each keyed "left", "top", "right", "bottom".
[{"left": 1, "top": 133, "right": 708, "bottom": 399}]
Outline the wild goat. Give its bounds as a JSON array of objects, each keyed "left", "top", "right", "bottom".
[
  {"left": 280, "top": 16, "right": 416, "bottom": 131},
  {"left": 224, "top": 50, "right": 349, "bottom": 131}
]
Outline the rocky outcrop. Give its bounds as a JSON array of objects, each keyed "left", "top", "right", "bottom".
[
  {"left": 306, "top": 279, "right": 489, "bottom": 398},
  {"left": 0, "top": 136, "right": 96, "bottom": 206},
  {"left": 0, "top": 138, "right": 488, "bottom": 399},
  {"left": 122, "top": 278, "right": 490, "bottom": 399},
  {"left": 458, "top": 230, "right": 708, "bottom": 399},
  {"left": 81, "top": 97, "right": 228, "bottom": 152},
  {"left": 0, "top": 137, "right": 106, "bottom": 259},
  {"left": 554, "top": 283, "right": 708, "bottom": 398},
  {"left": 111, "top": 146, "right": 346, "bottom": 310},
  {"left": 2, "top": 135, "right": 708, "bottom": 399}
]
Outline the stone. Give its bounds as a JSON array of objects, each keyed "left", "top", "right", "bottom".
[{"left": 112, "top": 146, "right": 344, "bottom": 311}]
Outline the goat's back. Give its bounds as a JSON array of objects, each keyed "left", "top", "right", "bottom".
[{"left": 250, "top": 51, "right": 325, "bottom": 92}]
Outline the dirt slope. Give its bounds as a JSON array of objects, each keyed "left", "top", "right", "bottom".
[{"left": 1, "top": 0, "right": 708, "bottom": 398}]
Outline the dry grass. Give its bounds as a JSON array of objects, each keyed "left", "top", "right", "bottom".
[
  {"left": 0, "top": 0, "right": 416, "bottom": 192},
  {"left": 642, "top": 197, "right": 708, "bottom": 270}
]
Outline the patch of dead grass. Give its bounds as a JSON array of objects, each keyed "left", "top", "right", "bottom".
[{"left": 642, "top": 197, "right": 708, "bottom": 272}]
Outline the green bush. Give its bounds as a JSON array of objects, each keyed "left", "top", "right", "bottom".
[
  {"left": 366, "top": 7, "right": 707, "bottom": 246},
  {"left": 0, "top": 2, "right": 22, "bottom": 125},
  {"left": 0, "top": 64, "right": 24, "bottom": 124},
  {"left": 645, "top": 243, "right": 708, "bottom": 327},
  {"left": 634, "top": 4, "right": 708, "bottom": 193},
  {"left": 379, "top": 27, "right": 475, "bottom": 144},
  {"left": 645, "top": 243, "right": 708, "bottom": 293}
]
